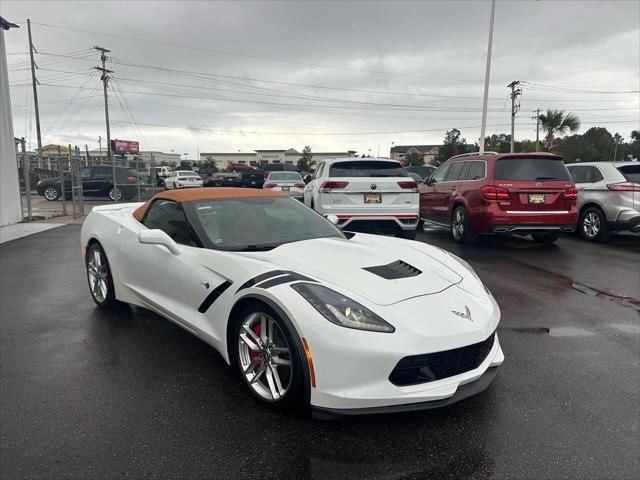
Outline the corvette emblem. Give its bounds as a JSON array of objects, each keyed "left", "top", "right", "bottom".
[
  {"left": 452, "top": 305, "right": 473, "bottom": 321},
  {"left": 370, "top": 183, "right": 377, "bottom": 190}
]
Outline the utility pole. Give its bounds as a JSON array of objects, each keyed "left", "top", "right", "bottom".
[
  {"left": 98, "top": 136, "right": 102, "bottom": 164},
  {"left": 94, "top": 47, "right": 116, "bottom": 201},
  {"left": 27, "top": 19, "right": 42, "bottom": 167},
  {"left": 508, "top": 80, "right": 521, "bottom": 153},
  {"left": 478, "top": 0, "right": 496, "bottom": 154},
  {"left": 532, "top": 108, "right": 541, "bottom": 152}
]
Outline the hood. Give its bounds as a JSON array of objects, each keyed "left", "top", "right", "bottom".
[{"left": 254, "top": 234, "right": 464, "bottom": 306}]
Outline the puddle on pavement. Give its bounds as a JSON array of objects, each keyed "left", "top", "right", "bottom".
[
  {"left": 609, "top": 323, "right": 640, "bottom": 335},
  {"left": 547, "top": 326, "right": 594, "bottom": 337},
  {"left": 570, "top": 281, "right": 640, "bottom": 311}
]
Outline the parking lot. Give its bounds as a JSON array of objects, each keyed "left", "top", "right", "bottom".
[{"left": 1, "top": 223, "right": 638, "bottom": 479}]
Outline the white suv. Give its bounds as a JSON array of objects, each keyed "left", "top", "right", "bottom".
[{"left": 303, "top": 157, "right": 419, "bottom": 239}]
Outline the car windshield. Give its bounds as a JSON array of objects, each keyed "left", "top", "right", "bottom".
[
  {"left": 330, "top": 161, "right": 408, "bottom": 177},
  {"left": 187, "top": 196, "right": 344, "bottom": 251},
  {"left": 617, "top": 165, "right": 640, "bottom": 183},
  {"left": 268, "top": 172, "right": 301, "bottom": 182},
  {"left": 178, "top": 171, "right": 198, "bottom": 177},
  {"left": 494, "top": 158, "right": 571, "bottom": 181}
]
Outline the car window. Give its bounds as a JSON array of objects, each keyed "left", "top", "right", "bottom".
[
  {"left": 592, "top": 167, "right": 604, "bottom": 182},
  {"left": 494, "top": 157, "right": 571, "bottom": 181},
  {"left": 467, "top": 161, "right": 486, "bottom": 180},
  {"left": 330, "top": 161, "right": 407, "bottom": 177},
  {"left": 268, "top": 172, "right": 302, "bottom": 182},
  {"left": 444, "top": 161, "right": 465, "bottom": 181},
  {"left": 430, "top": 163, "right": 450, "bottom": 183},
  {"left": 313, "top": 163, "right": 324, "bottom": 179},
  {"left": 568, "top": 166, "right": 593, "bottom": 183},
  {"left": 142, "top": 199, "right": 197, "bottom": 247},
  {"left": 617, "top": 165, "right": 640, "bottom": 183},
  {"left": 178, "top": 171, "right": 198, "bottom": 177},
  {"left": 80, "top": 168, "right": 92, "bottom": 179},
  {"left": 458, "top": 162, "right": 471, "bottom": 181},
  {"left": 92, "top": 166, "right": 111, "bottom": 178}
]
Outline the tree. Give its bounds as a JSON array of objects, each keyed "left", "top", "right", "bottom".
[
  {"left": 404, "top": 151, "right": 425, "bottom": 166},
  {"left": 199, "top": 159, "right": 219, "bottom": 173},
  {"left": 434, "top": 129, "right": 471, "bottom": 164},
  {"left": 556, "top": 127, "right": 613, "bottom": 163},
  {"left": 538, "top": 109, "right": 580, "bottom": 150},
  {"left": 482, "top": 134, "right": 511, "bottom": 153},
  {"left": 297, "top": 145, "right": 313, "bottom": 172}
]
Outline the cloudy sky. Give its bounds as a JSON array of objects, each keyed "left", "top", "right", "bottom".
[{"left": 4, "top": 0, "right": 639, "bottom": 158}]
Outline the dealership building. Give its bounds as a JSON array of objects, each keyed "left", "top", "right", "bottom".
[{"left": 199, "top": 148, "right": 356, "bottom": 170}]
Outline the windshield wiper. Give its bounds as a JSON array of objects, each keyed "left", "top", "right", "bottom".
[
  {"left": 237, "top": 244, "right": 279, "bottom": 252},
  {"left": 535, "top": 176, "right": 559, "bottom": 180}
]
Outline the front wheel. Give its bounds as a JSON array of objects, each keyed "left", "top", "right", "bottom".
[
  {"left": 451, "top": 206, "right": 477, "bottom": 244},
  {"left": 86, "top": 243, "right": 117, "bottom": 308},
  {"left": 531, "top": 232, "right": 560, "bottom": 244},
  {"left": 233, "top": 305, "right": 303, "bottom": 409},
  {"left": 579, "top": 207, "right": 610, "bottom": 242},
  {"left": 43, "top": 186, "right": 60, "bottom": 201}
]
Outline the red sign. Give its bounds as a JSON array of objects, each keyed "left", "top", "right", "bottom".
[{"left": 112, "top": 139, "right": 139, "bottom": 154}]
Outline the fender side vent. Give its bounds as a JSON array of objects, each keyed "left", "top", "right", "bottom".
[{"left": 363, "top": 260, "right": 421, "bottom": 280}]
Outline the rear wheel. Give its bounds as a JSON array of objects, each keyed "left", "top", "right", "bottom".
[
  {"left": 531, "top": 232, "right": 560, "bottom": 244},
  {"left": 579, "top": 207, "right": 610, "bottom": 242},
  {"left": 451, "top": 206, "right": 477, "bottom": 244},
  {"left": 233, "top": 305, "right": 303, "bottom": 409},
  {"left": 43, "top": 186, "right": 60, "bottom": 201},
  {"left": 108, "top": 187, "right": 123, "bottom": 201},
  {"left": 86, "top": 243, "right": 117, "bottom": 308}
]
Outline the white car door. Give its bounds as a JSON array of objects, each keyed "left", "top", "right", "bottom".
[
  {"left": 118, "top": 199, "right": 199, "bottom": 327},
  {"left": 304, "top": 162, "right": 324, "bottom": 208}
]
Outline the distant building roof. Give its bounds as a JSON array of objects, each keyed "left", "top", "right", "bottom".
[{"left": 391, "top": 145, "right": 440, "bottom": 154}]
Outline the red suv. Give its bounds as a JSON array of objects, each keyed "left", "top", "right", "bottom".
[{"left": 418, "top": 152, "right": 578, "bottom": 243}]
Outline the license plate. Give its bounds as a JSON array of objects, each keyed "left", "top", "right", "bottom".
[
  {"left": 282, "top": 186, "right": 290, "bottom": 191},
  {"left": 364, "top": 193, "right": 382, "bottom": 204},
  {"left": 528, "top": 193, "right": 545, "bottom": 204}
]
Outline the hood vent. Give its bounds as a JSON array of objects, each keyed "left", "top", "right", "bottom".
[{"left": 363, "top": 260, "right": 422, "bottom": 280}]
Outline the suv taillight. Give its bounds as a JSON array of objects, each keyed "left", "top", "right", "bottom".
[
  {"left": 398, "top": 180, "right": 418, "bottom": 192},
  {"left": 319, "top": 181, "right": 348, "bottom": 192},
  {"left": 563, "top": 187, "right": 578, "bottom": 199},
  {"left": 264, "top": 183, "right": 276, "bottom": 189},
  {"left": 607, "top": 182, "right": 640, "bottom": 192},
  {"left": 294, "top": 183, "right": 305, "bottom": 188},
  {"left": 480, "top": 185, "right": 510, "bottom": 200}
]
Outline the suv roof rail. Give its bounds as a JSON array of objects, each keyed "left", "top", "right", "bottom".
[{"left": 448, "top": 151, "right": 498, "bottom": 160}]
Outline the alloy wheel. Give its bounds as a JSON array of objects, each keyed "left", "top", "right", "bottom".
[
  {"left": 87, "top": 248, "right": 109, "bottom": 302},
  {"left": 582, "top": 212, "right": 600, "bottom": 238},
  {"left": 109, "top": 188, "right": 122, "bottom": 201},
  {"left": 237, "top": 312, "right": 293, "bottom": 401},
  {"left": 452, "top": 209, "right": 465, "bottom": 240},
  {"left": 43, "top": 187, "right": 58, "bottom": 201}
]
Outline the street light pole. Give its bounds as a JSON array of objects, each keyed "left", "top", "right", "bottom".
[{"left": 478, "top": 0, "right": 496, "bottom": 154}]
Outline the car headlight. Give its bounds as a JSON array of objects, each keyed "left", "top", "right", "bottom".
[{"left": 291, "top": 283, "right": 395, "bottom": 333}]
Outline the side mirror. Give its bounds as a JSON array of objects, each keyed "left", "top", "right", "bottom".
[
  {"left": 138, "top": 229, "right": 182, "bottom": 255},
  {"left": 425, "top": 176, "right": 435, "bottom": 185},
  {"left": 303, "top": 174, "right": 312, "bottom": 184},
  {"left": 326, "top": 214, "right": 339, "bottom": 226}
]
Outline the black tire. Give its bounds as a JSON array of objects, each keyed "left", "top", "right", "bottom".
[
  {"left": 85, "top": 243, "right": 117, "bottom": 308},
  {"left": 310, "top": 199, "right": 315, "bottom": 210},
  {"left": 42, "top": 185, "right": 60, "bottom": 201},
  {"left": 397, "top": 228, "right": 417, "bottom": 240},
  {"left": 451, "top": 206, "right": 477, "bottom": 244},
  {"left": 232, "top": 304, "right": 304, "bottom": 410},
  {"left": 417, "top": 218, "right": 425, "bottom": 230},
  {"left": 579, "top": 207, "right": 610, "bottom": 243},
  {"left": 531, "top": 232, "right": 561, "bottom": 244}
]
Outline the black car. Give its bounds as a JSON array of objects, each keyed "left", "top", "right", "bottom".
[
  {"left": 405, "top": 165, "right": 436, "bottom": 181},
  {"left": 37, "top": 166, "right": 139, "bottom": 201}
]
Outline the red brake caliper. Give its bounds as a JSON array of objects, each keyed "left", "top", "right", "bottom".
[{"left": 249, "top": 323, "right": 261, "bottom": 360}]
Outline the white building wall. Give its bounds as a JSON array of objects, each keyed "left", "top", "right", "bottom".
[{"left": 0, "top": 27, "right": 22, "bottom": 226}]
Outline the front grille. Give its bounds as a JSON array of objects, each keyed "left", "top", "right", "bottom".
[{"left": 389, "top": 332, "right": 495, "bottom": 386}]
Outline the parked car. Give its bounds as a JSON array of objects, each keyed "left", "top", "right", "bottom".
[
  {"left": 406, "top": 165, "right": 436, "bottom": 181},
  {"left": 418, "top": 152, "right": 578, "bottom": 244},
  {"left": 37, "top": 165, "right": 139, "bottom": 201},
  {"left": 261, "top": 163, "right": 298, "bottom": 180},
  {"left": 566, "top": 161, "right": 640, "bottom": 242},
  {"left": 81, "top": 188, "right": 502, "bottom": 414},
  {"left": 303, "top": 158, "right": 419, "bottom": 239},
  {"left": 153, "top": 166, "right": 173, "bottom": 178},
  {"left": 263, "top": 171, "right": 305, "bottom": 199},
  {"left": 163, "top": 170, "right": 204, "bottom": 189},
  {"left": 230, "top": 163, "right": 256, "bottom": 172},
  {"left": 236, "top": 171, "right": 264, "bottom": 188},
  {"left": 407, "top": 171, "right": 424, "bottom": 183}
]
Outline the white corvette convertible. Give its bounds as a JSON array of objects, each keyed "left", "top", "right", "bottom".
[{"left": 81, "top": 188, "right": 503, "bottom": 417}]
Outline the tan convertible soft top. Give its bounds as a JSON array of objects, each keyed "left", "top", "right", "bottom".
[{"left": 132, "top": 188, "right": 285, "bottom": 221}]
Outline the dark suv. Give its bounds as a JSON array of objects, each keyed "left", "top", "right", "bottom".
[
  {"left": 418, "top": 152, "right": 578, "bottom": 243},
  {"left": 37, "top": 166, "right": 139, "bottom": 201}
]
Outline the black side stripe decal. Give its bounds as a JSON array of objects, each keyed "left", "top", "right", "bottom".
[
  {"left": 258, "top": 273, "right": 317, "bottom": 289},
  {"left": 198, "top": 280, "right": 233, "bottom": 313},
  {"left": 236, "top": 270, "right": 290, "bottom": 293}
]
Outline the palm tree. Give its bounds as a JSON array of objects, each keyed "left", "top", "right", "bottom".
[{"left": 538, "top": 109, "right": 580, "bottom": 150}]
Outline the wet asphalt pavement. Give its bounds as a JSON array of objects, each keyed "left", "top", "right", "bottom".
[{"left": 1, "top": 225, "right": 638, "bottom": 479}]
